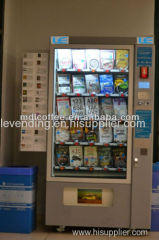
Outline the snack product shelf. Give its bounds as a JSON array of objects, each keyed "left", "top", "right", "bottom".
[
  {"left": 56, "top": 93, "right": 128, "bottom": 97},
  {"left": 55, "top": 141, "right": 127, "bottom": 147},
  {"left": 57, "top": 69, "right": 128, "bottom": 73},
  {"left": 54, "top": 166, "right": 126, "bottom": 172}
]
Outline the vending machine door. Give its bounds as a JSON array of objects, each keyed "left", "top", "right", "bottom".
[
  {"left": 46, "top": 38, "right": 154, "bottom": 229},
  {"left": 131, "top": 44, "right": 155, "bottom": 229},
  {"left": 47, "top": 44, "right": 133, "bottom": 184}
]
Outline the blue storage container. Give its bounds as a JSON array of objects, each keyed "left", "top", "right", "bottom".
[
  {"left": 151, "top": 162, "right": 159, "bottom": 231},
  {"left": 0, "top": 166, "right": 37, "bottom": 233}
]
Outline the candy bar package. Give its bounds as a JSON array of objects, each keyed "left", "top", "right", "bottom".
[
  {"left": 100, "top": 98, "right": 114, "bottom": 116},
  {"left": 57, "top": 49, "right": 72, "bottom": 69},
  {"left": 99, "top": 126, "right": 113, "bottom": 143},
  {"left": 85, "top": 123, "right": 98, "bottom": 142},
  {"left": 114, "top": 125, "right": 127, "bottom": 143},
  {"left": 56, "top": 97, "right": 71, "bottom": 117},
  {"left": 113, "top": 98, "right": 127, "bottom": 119},
  {"left": 112, "top": 147, "right": 126, "bottom": 168},
  {"left": 72, "top": 49, "right": 86, "bottom": 70},
  {"left": 56, "top": 125, "right": 70, "bottom": 142},
  {"left": 99, "top": 74, "right": 114, "bottom": 94},
  {"left": 114, "top": 74, "right": 128, "bottom": 93},
  {"left": 69, "top": 146, "right": 83, "bottom": 167},
  {"left": 70, "top": 124, "right": 84, "bottom": 141},
  {"left": 56, "top": 145, "right": 69, "bottom": 166},
  {"left": 98, "top": 147, "right": 112, "bottom": 167},
  {"left": 116, "top": 50, "right": 129, "bottom": 70},
  {"left": 84, "top": 146, "right": 98, "bottom": 166},
  {"left": 85, "top": 97, "right": 99, "bottom": 117},
  {"left": 72, "top": 75, "right": 86, "bottom": 94},
  {"left": 71, "top": 97, "right": 85, "bottom": 116},
  {"left": 85, "top": 74, "right": 100, "bottom": 93},
  {"left": 57, "top": 74, "right": 71, "bottom": 93},
  {"left": 86, "top": 49, "right": 100, "bottom": 70},
  {"left": 100, "top": 50, "right": 115, "bottom": 70}
]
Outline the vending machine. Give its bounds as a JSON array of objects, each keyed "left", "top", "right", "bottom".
[{"left": 46, "top": 37, "right": 155, "bottom": 229}]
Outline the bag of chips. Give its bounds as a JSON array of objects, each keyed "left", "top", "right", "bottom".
[
  {"left": 114, "top": 74, "right": 128, "bottom": 93},
  {"left": 58, "top": 49, "right": 72, "bottom": 69},
  {"left": 98, "top": 147, "right": 112, "bottom": 167},
  {"left": 56, "top": 145, "right": 69, "bottom": 166},
  {"left": 71, "top": 97, "right": 85, "bottom": 116},
  {"left": 85, "top": 122, "right": 98, "bottom": 142},
  {"left": 70, "top": 124, "right": 84, "bottom": 141},
  {"left": 69, "top": 146, "right": 83, "bottom": 167},
  {"left": 85, "top": 74, "right": 100, "bottom": 93},
  {"left": 100, "top": 50, "right": 115, "bottom": 70},
  {"left": 85, "top": 97, "right": 99, "bottom": 117},
  {"left": 116, "top": 50, "right": 128, "bottom": 70},
  {"left": 56, "top": 97, "right": 71, "bottom": 117},
  {"left": 72, "top": 50, "right": 86, "bottom": 70},
  {"left": 114, "top": 125, "right": 127, "bottom": 143},
  {"left": 56, "top": 121, "right": 70, "bottom": 142},
  {"left": 112, "top": 147, "right": 126, "bottom": 168},
  {"left": 84, "top": 146, "right": 98, "bottom": 166},
  {"left": 113, "top": 98, "right": 127, "bottom": 119},
  {"left": 99, "top": 74, "right": 114, "bottom": 94},
  {"left": 72, "top": 75, "right": 86, "bottom": 94},
  {"left": 57, "top": 74, "right": 71, "bottom": 93},
  {"left": 86, "top": 49, "right": 100, "bottom": 70},
  {"left": 99, "top": 126, "right": 113, "bottom": 143},
  {"left": 100, "top": 98, "right": 114, "bottom": 116}
]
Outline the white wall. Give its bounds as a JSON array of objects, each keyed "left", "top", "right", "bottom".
[
  {"left": 2, "top": 0, "right": 155, "bottom": 226},
  {"left": 0, "top": 0, "right": 19, "bottom": 166}
]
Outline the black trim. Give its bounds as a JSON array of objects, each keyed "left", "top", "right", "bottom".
[
  {"left": 0, "top": 0, "right": 4, "bottom": 116},
  {"left": 154, "top": 0, "right": 159, "bottom": 162}
]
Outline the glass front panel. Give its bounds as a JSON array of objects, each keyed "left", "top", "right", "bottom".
[{"left": 52, "top": 48, "right": 130, "bottom": 179}]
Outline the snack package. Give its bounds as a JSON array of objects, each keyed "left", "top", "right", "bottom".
[
  {"left": 99, "top": 74, "right": 114, "bottom": 94},
  {"left": 70, "top": 124, "right": 84, "bottom": 141},
  {"left": 69, "top": 146, "right": 83, "bottom": 167},
  {"left": 99, "top": 126, "right": 113, "bottom": 143},
  {"left": 85, "top": 97, "right": 99, "bottom": 117},
  {"left": 112, "top": 147, "right": 126, "bottom": 168},
  {"left": 85, "top": 122, "right": 98, "bottom": 142},
  {"left": 100, "top": 98, "right": 114, "bottom": 116},
  {"left": 84, "top": 146, "right": 98, "bottom": 166},
  {"left": 57, "top": 49, "right": 72, "bottom": 69},
  {"left": 100, "top": 50, "right": 115, "bottom": 70},
  {"left": 56, "top": 97, "right": 71, "bottom": 117},
  {"left": 113, "top": 98, "right": 127, "bottom": 119},
  {"left": 72, "top": 75, "right": 86, "bottom": 94},
  {"left": 86, "top": 49, "right": 100, "bottom": 70},
  {"left": 85, "top": 74, "right": 100, "bottom": 93},
  {"left": 98, "top": 147, "right": 112, "bottom": 167},
  {"left": 56, "top": 122, "right": 70, "bottom": 142},
  {"left": 57, "top": 74, "right": 71, "bottom": 93},
  {"left": 72, "top": 50, "right": 86, "bottom": 70},
  {"left": 114, "top": 74, "right": 128, "bottom": 93},
  {"left": 114, "top": 125, "right": 127, "bottom": 143},
  {"left": 71, "top": 97, "right": 85, "bottom": 116},
  {"left": 56, "top": 145, "right": 69, "bottom": 166},
  {"left": 116, "top": 50, "right": 129, "bottom": 70}
]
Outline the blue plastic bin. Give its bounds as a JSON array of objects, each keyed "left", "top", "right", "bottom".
[
  {"left": 151, "top": 162, "right": 159, "bottom": 231},
  {"left": 0, "top": 166, "right": 37, "bottom": 233}
]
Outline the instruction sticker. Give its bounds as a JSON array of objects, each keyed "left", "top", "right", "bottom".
[
  {"left": 51, "top": 36, "right": 69, "bottom": 45},
  {"left": 137, "top": 47, "right": 152, "bottom": 67},
  {"left": 135, "top": 110, "right": 152, "bottom": 138}
]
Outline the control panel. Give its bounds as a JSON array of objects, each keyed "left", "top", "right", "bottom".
[{"left": 131, "top": 44, "right": 155, "bottom": 228}]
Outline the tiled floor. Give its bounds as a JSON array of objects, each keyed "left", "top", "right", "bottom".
[{"left": 0, "top": 232, "right": 158, "bottom": 240}]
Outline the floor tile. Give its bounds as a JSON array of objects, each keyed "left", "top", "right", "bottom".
[
  {"left": 0, "top": 232, "right": 48, "bottom": 240},
  {"left": 0, "top": 231, "right": 159, "bottom": 240}
]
